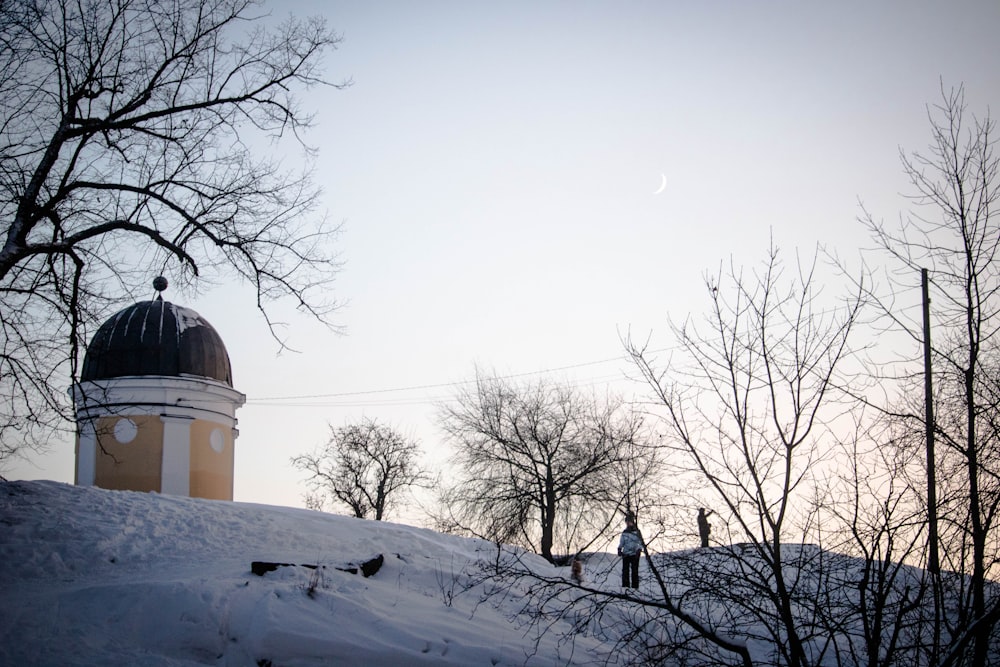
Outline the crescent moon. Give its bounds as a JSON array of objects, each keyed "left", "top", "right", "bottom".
[{"left": 653, "top": 173, "right": 667, "bottom": 195}]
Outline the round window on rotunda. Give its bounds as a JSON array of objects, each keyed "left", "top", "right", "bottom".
[
  {"left": 210, "top": 428, "right": 225, "bottom": 453},
  {"left": 113, "top": 418, "right": 138, "bottom": 444}
]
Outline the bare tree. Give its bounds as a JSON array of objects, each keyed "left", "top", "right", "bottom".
[
  {"left": 626, "top": 243, "right": 864, "bottom": 667},
  {"left": 852, "top": 83, "right": 1000, "bottom": 667},
  {"left": 291, "top": 418, "right": 429, "bottom": 521},
  {"left": 437, "top": 371, "right": 639, "bottom": 563},
  {"left": 0, "top": 0, "right": 346, "bottom": 466}
]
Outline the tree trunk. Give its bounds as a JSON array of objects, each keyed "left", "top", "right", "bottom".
[
  {"left": 967, "top": 364, "right": 987, "bottom": 667},
  {"left": 540, "top": 469, "right": 557, "bottom": 562}
]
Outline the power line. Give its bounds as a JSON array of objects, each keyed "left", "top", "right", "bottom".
[
  {"left": 247, "top": 372, "right": 635, "bottom": 409},
  {"left": 246, "top": 354, "right": 638, "bottom": 404},
  {"left": 246, "top": 295, "right": 880, "bottom": 408}
]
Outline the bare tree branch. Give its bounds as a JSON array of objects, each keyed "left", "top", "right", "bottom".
[{"left": 1, "top": 0, "right": 347, "bottom": 465}]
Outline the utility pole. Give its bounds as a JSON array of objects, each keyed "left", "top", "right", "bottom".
[{"left": 923, "top": 268, "right": 939, "bottom": 575}]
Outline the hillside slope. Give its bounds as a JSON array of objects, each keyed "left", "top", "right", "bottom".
[{"left": 0, "top": 481, "right": 606, "bottom": 666}]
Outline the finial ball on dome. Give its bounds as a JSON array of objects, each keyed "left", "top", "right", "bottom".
[{"left": 153, "top": 276, "right": 168, "bottom": 292}]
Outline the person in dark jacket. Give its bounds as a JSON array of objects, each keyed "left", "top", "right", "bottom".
[
  {"left": 617, "top": 513, "right": 643, "bottom": 588},
  {"left": 697, "top": 508, "right": 713, "bottom": 548}
]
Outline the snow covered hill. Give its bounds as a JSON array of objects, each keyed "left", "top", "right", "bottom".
[
  {"left": 0, "top": 480, "right": 608, "bottom": 666},
  {"left": 5, "top": 480, "right": 994, "bottom": 666}
]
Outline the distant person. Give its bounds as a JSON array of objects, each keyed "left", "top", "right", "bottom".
[
  {"left": 697, "top": 508, "right": 713, "bottom": 548},
  {"left": 617, "top": 513, "right": 643, "bottom": 589}
]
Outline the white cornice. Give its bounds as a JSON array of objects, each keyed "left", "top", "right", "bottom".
[{"left": 72, "top": 376, "right": 245, "bottom": 426}]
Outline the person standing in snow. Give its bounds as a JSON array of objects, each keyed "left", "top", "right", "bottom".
[
  {"left": 697, "top": 508, "right": 713, "bottom": 548},
  {"left": 617, "top": 513, "right": 643, "bottom": 589}
]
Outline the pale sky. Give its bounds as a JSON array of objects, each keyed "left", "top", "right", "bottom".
[{"left": 9, "top": 1, "right": 1000, "bottom": 519}]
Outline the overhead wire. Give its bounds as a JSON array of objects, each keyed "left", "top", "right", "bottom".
[
  {"left": 244, "top": 289, "right": 879, "bottom": 410},
  {"left": 244, "top": 354, "right": 654, "bottom": 408}
]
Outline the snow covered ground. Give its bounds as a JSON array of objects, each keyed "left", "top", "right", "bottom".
[
  {"left": 0, "top": 480, "right": 621, "bottom": 666},
  {"left": 6, "top": 480, "right": 993, "bottom": 666}
]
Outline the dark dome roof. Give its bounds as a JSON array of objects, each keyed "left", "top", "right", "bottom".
[{"left": 81, "top": 299, "right": 233, "bottom": 386}]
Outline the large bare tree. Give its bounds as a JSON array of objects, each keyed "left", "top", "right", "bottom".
[
  {"left": 292, "top": 418, "right": 430, "bottom": 521},
  {"left": 438, "top": 371, "right": 641, "bottom": 563},
  {"left": 0, "top": 0, "right": 345, "bottom": 466},
  {"left": 626, "top": 244, "right": 864, "bottom": 667}
]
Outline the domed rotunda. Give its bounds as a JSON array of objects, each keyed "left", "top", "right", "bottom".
[{"left": 73, "top": 278, "right": 245, "bottom": 500}]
